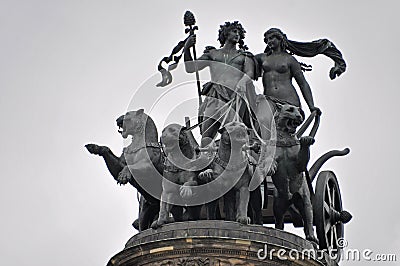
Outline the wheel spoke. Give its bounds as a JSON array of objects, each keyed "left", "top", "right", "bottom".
[
  {"left": 325, "top": 219, "right": 332, "bottom": 234},
  {"left": 324, "top": 202, "right": 330, "bottom": 216},
  {"left": 331, "top": 186, "right": 336, "bottom": 208},
  {"left": 333, "top": 226, "right": 338, "bottom": 248},
  {"left": 330, "top": 227, "right": 334, "bottom": 248},
  {"left": 326, "top": 183, "right": 332, "bottom": 205},
  {"left": 315, "top": 171, "right": 344, "bottom": 253},
  {"left": 325, "top": 226, "right": 331, "bottom": 247}
]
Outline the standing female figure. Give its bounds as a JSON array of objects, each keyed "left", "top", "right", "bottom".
[{"left": 255, "top": 28, "right": 346, "bottom": 138}]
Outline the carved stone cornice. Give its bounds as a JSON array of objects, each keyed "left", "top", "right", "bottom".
[{"left": 107, "top": 221, "right": 337, "bottom": 266}]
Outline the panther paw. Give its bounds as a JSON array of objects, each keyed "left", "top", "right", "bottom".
[
  {"left": 85, "top": 144, "right": 109, "bottom": 156},
  {"left": 117, "top": 168, "right": 131, "bottom": 185},
  {"left": 151, "top": 217, "right": 173, "bottom": 229},
  {"left": 199, "top": 169, "right": 214, "bottom": 183},
  {"left": 265, "top": 157, "right": 277, "bottom": 176},
  {"left": 180, "top": 186, "right": 193, "bottom": 198},
  {"left": 236, "top": 216, "right": 251, "bottom": 225},
  {"left": 150, "top": 220, "right": 163, "bottom": 229},
  {"left": 300, "top": 136, "right": 315, "bottom": 146}
]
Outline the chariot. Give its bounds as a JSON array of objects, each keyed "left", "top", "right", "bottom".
[
  {"left": 262, "top": 160, "right": 352, "bottom": 259},
  {"left": 186, "top": 108, "right": 352, "bottom": 260}
]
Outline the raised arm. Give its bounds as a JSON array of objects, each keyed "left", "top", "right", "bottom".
[{"left": 184, "top": 35, "right": 210, "bottom": 73}]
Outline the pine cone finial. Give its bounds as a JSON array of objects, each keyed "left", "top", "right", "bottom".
[{"left": 184, "top": 11, "right": 196, "bottom": 26}]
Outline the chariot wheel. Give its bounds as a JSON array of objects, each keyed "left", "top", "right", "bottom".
[{"left": 314, "top": 170, "right": 352, "bottom": 261}]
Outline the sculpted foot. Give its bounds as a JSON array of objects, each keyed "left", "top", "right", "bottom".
[
  {"left": 151, "top": 217, "right": 169, "bottom": 229},
  {"left": 275, "top": 221, "right": 284, "bottom": 230},
  {"left": 132, "top": 219, "right": 140, "bottom": 230},
  {"left": 150, "top": 220, "right": 161, "bottom": 229},
  {"left": 236, "top": 216, "right": 251, "bottom": 225}
]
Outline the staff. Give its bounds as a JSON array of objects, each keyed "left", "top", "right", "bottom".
[{"left": 184, "top": 11, "right": 202, "bottom": 107}]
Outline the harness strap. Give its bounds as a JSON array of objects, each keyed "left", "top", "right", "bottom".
[
  {"left": 163, "top": 161, "right": 185, "bottom": 173},
  {"left": 240, "top": 94, "right": 268, "bottom": 144},
  {"left": 213, "top": 153, "right": 249, "bottom": 171},
  {"left": 272, "top": 138, "right": 301, "bottom": 147},
  {"left": 295, "top": 110, "right": 320, "bottom": 138},
  {"left": 123, "top": 142, "right": 161, "bottom": 154},
  {"left": 185, "top": 97, "right": 234, "bottom": 132}
]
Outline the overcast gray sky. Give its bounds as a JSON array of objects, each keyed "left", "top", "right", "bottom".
[{"left": 1, "top": 1, "right": 399, "bottom": 265}]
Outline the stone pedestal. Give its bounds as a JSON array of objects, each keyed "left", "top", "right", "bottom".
[{"left": 107, "top": 221, "right": 337, "bottom": 266}]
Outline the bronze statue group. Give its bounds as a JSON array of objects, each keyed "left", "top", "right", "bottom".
[{"left": 87, "top": 20, "right": 351, "bottom": 247}]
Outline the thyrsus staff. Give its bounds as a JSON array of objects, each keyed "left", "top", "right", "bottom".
[{"left": 156, "top": 11, "right": 203, "bottom": 122}]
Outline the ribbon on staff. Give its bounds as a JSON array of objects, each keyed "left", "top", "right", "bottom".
[
  {"left": 156, "top": 37, "right": 188, "bottom": 87},
  {"left": 156, "top": 11, "right": 200, "bottom": 88}
]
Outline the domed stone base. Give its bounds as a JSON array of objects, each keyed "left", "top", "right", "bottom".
[{"left": 107, "top": 221, "right": 337, "bottom": 266}]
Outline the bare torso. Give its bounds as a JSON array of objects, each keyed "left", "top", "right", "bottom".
[
  {"left": 199, "top": 48, "right": 246, "bottom": 94},
  {"left": 257, "top": 52, "right": 301, "bottom": 107}
]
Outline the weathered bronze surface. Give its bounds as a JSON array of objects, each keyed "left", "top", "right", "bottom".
[
  {"left": 183, "top": 21, "right": 257, "bottom": 147},
  {"left": 87, "top": 10, "right": 353, "bottom": 265},
  {"left": 108, "top": 220, "right": 337, "bottom": 266}
]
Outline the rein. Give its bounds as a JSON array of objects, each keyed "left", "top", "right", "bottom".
[
  {"left": 124, "top": 142, "right": 161, "bottom": 154},
  {"left": 213, "top": 152, "right": 249, "bottom": 171},
  {"left": 163, "top": 157, "right": 185, "bottom": 173},
  {"left": 295, "top": 110, "right": 320, "bottom": 138}
]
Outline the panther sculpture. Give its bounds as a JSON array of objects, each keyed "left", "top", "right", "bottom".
[
  {"left": 86, "top": 109, "right": 165, "bottom": 231},
  {"left": 267, "top": 103, "right": 318, "bottom": 243}
]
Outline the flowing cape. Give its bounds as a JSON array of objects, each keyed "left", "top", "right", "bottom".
[{"left": 287, "top": 39, "right": 346, "bottom": 80}]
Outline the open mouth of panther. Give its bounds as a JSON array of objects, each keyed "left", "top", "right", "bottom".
[
  {"left": 118, "top": 126, "right": 129, "bottom": 139},
  {"left": 116, "top": 115, "right": 124, "bottom": 134},
  {"left": 286, "top": 118, "right": 302, "bottom": 133}
]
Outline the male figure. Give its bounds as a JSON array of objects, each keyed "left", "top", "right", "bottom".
[{"left": 184, "top": 21, "right": 257, "bottom": 147}]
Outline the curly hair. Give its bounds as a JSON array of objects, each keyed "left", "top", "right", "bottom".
[
  {"left": 263, "top": 28, "right": 289, "bottom": 54},
  {"left": 218, "top": 21, "right": 248, "bottom": 50}
]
